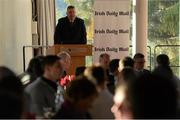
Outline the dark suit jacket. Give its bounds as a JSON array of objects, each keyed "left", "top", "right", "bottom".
[{"left": 54, "top": 17, "right": 87, "bottom": 44}]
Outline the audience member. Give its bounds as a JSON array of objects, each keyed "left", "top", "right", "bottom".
[
  {"left": 25, "top": 55, "right": 64, "bottom": 118},
  {"left": 133, "top": 53, "right": 150, "bottom": 75},
  {"left": 99, "top": 53, "right": 110, "bottom": 74},
  {"left": 19, "top": 56, "right": 44, "bottom": 86},
  {"left": 57, "top": 51, "right": 71, "bottom": 77},
  {"left": 75, "top": 66, "right": 86, "bottom": 77},
  {"left": 112, "top": 73, "right": 178, "bottom": 119},
  {"left": 118, "top": 67, "right": 137, "bottom": 84},
  {"left": 155, "top": 54, "right": 180, "bottom": 90},
  {"left": 155, "top": 54, "right": 180, "bottom": 114},
  {"left": 85, "top": 66, "right": 114, "bottom": 119},
  {"left": 118, "top": 56, "right": 134, "bottom": 72},
  {"left": 107, "top": 59, "right": 120, "bottom": 94},
  {"left": 53, "top": 76, "right": 98, "bottom": 119},
  {"left": 0, "top": 66, "right": 23, "bottom": 118},
  {"left": 156, "top": 54, "right": 170, "bottom": 67}
]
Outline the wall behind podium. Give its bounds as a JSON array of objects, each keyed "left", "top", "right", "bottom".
[{"left": 0, "top": 0, "right": 32, "bottom": 74}]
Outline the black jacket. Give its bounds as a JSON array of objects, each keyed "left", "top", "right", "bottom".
[{"left": 54, "top": 17, "right": 87, "bottom": 44}]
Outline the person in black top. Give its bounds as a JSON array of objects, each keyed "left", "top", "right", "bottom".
[
  {"left": 107, "top": 59, "right": 120, "bottom": 95},
  {"left": 54, "top": 5, "right": 87, "bottom": 44},
  {"left": 133, "top": 53, "right": 150, "bottom": 76}
]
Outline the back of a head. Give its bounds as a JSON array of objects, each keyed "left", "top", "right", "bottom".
[
  {"left": 109, "top": 59, "right": 120, "bottom": 73},
  {"left": 0, "top": 67, "right": 23, "bottom": 118},
  {"left": 128, "top": 73, "right": 177, "bottom": 118},
  {"left": 26, "top": 56, "right": 45, "bottom": 79},
  {"left": 119, "top": 57, "right": 134, "bottom": 71},
  {"left": 156, "top": 54, "right": 170, "bottom": 67},
  {"left": 133, "top": 53, "right": 144, "bottom": 60},
  {"left": 84, "top": 66, "right": 106, "bottom": 86},
  {"left": 120, "top": 67, "right": 136, "bottom": 83},
  {"left": 75, "top": 66, "right": 86, "bottom": 77},
  {"left": 0, "top": 66, "right": 23, "bottom": 96},
  {"left": 65, "top": 76, "right": 98, "bottom": 103}
]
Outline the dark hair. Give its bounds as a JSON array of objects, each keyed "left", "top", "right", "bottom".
[
  {"left": 67, "top": 5, "right": 75, "bottom": 10},
  {"left": 75, "top": 66, "right": 86, "bottom": 77},
  {"left": 127, "top": 73, "right": 177, "bottom": 118},
  {"left": 121, "top": 57, "right": 134, "bottom": 68},
  {"left": 0, "top": 67, "right": 23, "bottom": 118},
  {"left": 109, "top": 59, "right": 120, "bottom": 73},
  {"left": 26, "top": 56, "right": 45, "bottom": 81},
  {"left": 0, "top": 91, "right": 23, "bottom": 118},
  {"left": 133, "top": 53, "right": 144, "bottom": 60},
  {"left": 85, "top": 66, "right": 106, "bottom": 86},
  {"left": 0, "top": 67, "right": 23, "bottom": 96},
  {"left": 42, "top": 55, "right": 60, "bottom": 70},
  {"left": 156, "top": 54, "right": 170, "bottom": 66},
  {"left": 65, "top": 76, "right": 98, "bottom": 103},
  {"left": 120, "top": 67, "right": 136, "bottom": 83}
]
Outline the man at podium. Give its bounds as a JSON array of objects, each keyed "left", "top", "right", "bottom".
[{"left": 54, "top": 5, "right": 87, "bottom": 44}]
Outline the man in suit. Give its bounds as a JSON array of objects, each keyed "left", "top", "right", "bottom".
[
  {"left": 133, "top": 53, "right": 150, "bottom": 76},
  {"left": 25, "top": 55, "right": 64, "bottom": 118},
  {"left": 54, "top": 5, "right": 87, "bottom": 44}
]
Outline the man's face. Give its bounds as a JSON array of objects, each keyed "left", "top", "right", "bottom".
[
  {"left": 60, "top": 57, "right": 71, "bottom": 71},
  {"left": 100, "top": 55, "right": 110, "bottom": 69},
  {"left": 46, "top": 61, "right": 63, "bottom": 80},
  {"left": 134, "top": 58, "right": 145, "bottom": 71},
  {"left": 67, "top": 8, "right": 76, "bottom": 21}
]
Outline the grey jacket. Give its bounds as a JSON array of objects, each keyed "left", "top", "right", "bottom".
[{"left": 25, "top": 77, "right": 57, "bottom": 117}]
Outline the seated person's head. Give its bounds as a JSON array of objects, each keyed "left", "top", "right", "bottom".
[
  {"left": 0, "top": 66, "right": 23, "bottom": 118},
  {"left": 42, "top": 55, "right": 63, "bottom": 81},
  {"left": 156, "top": 54, "right": 170, "bottom": 67},
  {"left": 84, "top": 66, "right": 107, "bottom": 92},
  {"left": 109, "top": 59, "right": 120, "bottom": 76},
  {"left": 118, "top": 67, "right": 136, "bottom": 84},
  {"left": 0, "top": 66, "right": 23, "bottom": 96},
  {"left": 118, "top": 57, "right": 134, "bottom": 72},
  {"left": 57, "top": 51, "right": 71, "bottom": 71},
  {"left": 75, "top": 66, "right": 86, "bottom": 77},
  {"left": 112, "top": 73, "right": 178, "bottom": 119},
  {"left": 65, "top": 76, "right": 98, "bottom": 112},
  {"left": 25, "top": 56, "right": 45, "bottom": 81},
  {"left": 133, "top": 53, "right": 145, "bottom": 71},
  {"left": 0, "top": 91, "right": 23, "bottom": 118},
  {"left": 99, "top": 53, "right": 110, "bottom": 70}
]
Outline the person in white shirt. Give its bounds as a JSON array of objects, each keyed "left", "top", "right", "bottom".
[{"left": 84, "top": 66, "right": 114, "bottom": 119}]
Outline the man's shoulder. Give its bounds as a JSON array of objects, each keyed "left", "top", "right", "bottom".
[
  {"left": 58, "top": 17, "right": 68, "bottom": 23},
  {"left": 75, "top": 17, "right": 84, "bottom": 23},
  {"left": 25, "top": 77, "right": 45, "bottom": 93}
]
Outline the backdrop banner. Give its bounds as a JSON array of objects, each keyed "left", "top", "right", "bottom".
[{"left": 93, "top": 0, "right": 130, "bottom": 63}]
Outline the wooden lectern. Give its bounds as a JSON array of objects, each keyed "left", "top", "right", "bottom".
[{"left": 47, "top": 45, "right": 92, "bottom": 75}]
